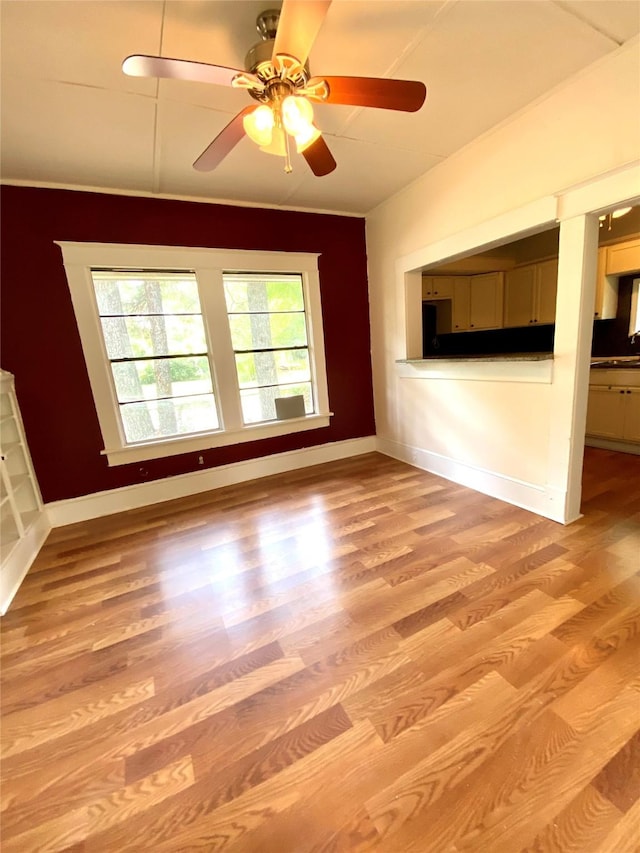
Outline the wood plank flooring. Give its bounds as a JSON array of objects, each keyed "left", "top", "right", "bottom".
[{"left": 1, "top": 447, "right": 639, "bottom": 851}]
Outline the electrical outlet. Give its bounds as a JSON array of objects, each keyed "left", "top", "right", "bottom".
[{"left": 198, "top": 455, "right": 204, "bottom": 465}]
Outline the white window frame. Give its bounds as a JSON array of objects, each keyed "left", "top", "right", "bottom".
[{"left": 56, "top": 242, "right": 332, "bottom": 466}]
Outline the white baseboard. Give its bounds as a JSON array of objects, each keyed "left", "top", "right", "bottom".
[
  {"left": 376, "top": 436, "right": 566, "bottom": 524},
  {"left": 585, "top": 437, "right": 640, "bottom": 456},
  {"left": 46, "top": 436, "right": 377, "bottom": 527},
  {"left": 1, "top": 512, "right": 52, "bottom": 615}
]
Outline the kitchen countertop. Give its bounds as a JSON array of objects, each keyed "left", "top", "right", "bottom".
[
  {"left": 401, "top": 352, "right": 553, "bottom": 364},
  {"left": 590, "top": 357, "right": 640, "bottom": 369}
]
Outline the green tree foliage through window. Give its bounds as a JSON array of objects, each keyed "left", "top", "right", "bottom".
[
  {"left": 224, "top": 273, "right": 314, "bottom": 424},
  {"left": 91, "top": 270, "right": 218, "bottom": 443}
]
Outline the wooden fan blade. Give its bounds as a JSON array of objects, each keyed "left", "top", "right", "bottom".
[
  {"left": 302, "top": 135, "right": 336, "bottom": 177},
  {"left": 308, "top": 76, "right": 426, "bottom": 112},
  {"left": 122, "top": 55, "right": 255, "bottom": 88},
  {"left": 193, "top": 105, "right": 258, "bottom": 172},
  {"left": 273, "top": 0, "right": 332, "bottom": 66}
]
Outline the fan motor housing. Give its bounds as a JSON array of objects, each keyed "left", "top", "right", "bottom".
[
  {"left": 245, "top": 9, "right": 310, "bottom": 100},
  {"left": 244, "top": 38, "right": 275, "bottom": 74}
]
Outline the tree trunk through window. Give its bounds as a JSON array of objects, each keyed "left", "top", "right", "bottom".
[
  {"left": 102, "top": 284, "right": 155, "bottom": 438},
  {"left": 144, "top": 280, "right": 178, "bottom": 436},
  {"left": 248, "top": 284, "right": 277, "bottom": 420}
]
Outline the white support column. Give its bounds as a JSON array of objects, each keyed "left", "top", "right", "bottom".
[
  {"left": 546, "top": 213, "right": 599, "bottom": 523},
  {"left": 401, "top": 269, "right": 423, "bottom": 360}
]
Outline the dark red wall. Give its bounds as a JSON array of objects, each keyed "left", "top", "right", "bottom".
[{"left": 0, "top": 186, "right": 375, "bottom": 503}]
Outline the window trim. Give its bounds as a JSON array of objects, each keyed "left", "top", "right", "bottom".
[
  {"left": 56, "top": 242, "right": 332, "bottom": 466},
  {"left": 224, "top": 271, "right": 315, "bottom": 424}
]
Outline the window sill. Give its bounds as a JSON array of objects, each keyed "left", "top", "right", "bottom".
[{"left": 102, "top": 413, "right": 333, "bottom": 466}]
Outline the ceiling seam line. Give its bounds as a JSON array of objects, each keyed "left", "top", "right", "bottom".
[
  {"left": 550, "top": 0, "right": 625, "bottom": 46},
  {"left": 151, "top": 0, "right": 167, "bottom": 193}
]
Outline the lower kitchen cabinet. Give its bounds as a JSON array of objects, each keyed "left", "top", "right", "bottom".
[
  {"left": 586, "top": 384, "right": 640, "bottom": 443},
  {"left": 624, "top": 388, "right": 640, "bottom": 442}
]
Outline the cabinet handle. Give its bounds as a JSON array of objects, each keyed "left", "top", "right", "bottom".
[
  {"left": 627, "top": 390, "right": 632, "bottom": 394},
  {"left": 470, "top": 324, "right": 474, "bottom": 328},
  {"left": 620, "top": 390, "right": 625, "bottom": 394},
  {"left": 434, "top": 291, "right": 438, "bottom": 295}
]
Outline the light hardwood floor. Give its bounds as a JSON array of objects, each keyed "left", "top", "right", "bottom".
[{"left": 1, "top": 447, "right": 639, "bottom": 852}]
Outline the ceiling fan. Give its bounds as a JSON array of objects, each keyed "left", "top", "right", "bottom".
[{"left": 122, "top": 0, "right": 427, "bottom": 177}]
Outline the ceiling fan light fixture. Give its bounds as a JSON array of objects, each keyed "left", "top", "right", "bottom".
[
  {"left": 126, "top": 0, "right": 424, "bottom": 179},
  {"left": 281, "top": 95, "right": 314, "bottom": 134},
  {"left": 294, "top": 122, "right": 321, "bottom": 152},
  {"left": 242, "top": 104, "right": 274, "bottom": 146},
  {"left": 598, "top": 205, "right": 633, "bottom": 230},
  {"left": 259, "top": 124, "right": 288, "bottom": 157},
  {"left": 281, "top": 94, "right": 320, "bottom": 152}
]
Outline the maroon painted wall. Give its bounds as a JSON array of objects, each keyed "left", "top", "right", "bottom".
[{"left": 0, "top": 186, "right": 375, "bottom": 503}]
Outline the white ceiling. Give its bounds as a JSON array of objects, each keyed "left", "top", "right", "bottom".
[{"left": 1, "top": 0, "right": 638, "bottom": 214}]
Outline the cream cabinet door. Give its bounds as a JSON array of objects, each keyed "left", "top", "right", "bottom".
[
  {"left": 536, "top": 259, "right": 558, "bottom": 325},
  {"left": 423, "top": 276, "right": 455, "bottom": 299},
  {"left": 623, "top": 389, "right": 640, "bottom": 443},
  {"left": 606, "top": 238, "right": 640, "bottom": 275},
  {"left": 452, "top": 278, "right": 470, "bottom": 331},
  {"left": 468, "top": 273, "right": 504, "bottom": 330},
  {"left": 504, "top": 265, "right": 535, "bottom": 327},
  {"left": 594, "top": 248, "right": 618, "bottom": 320},
  {"left": 585, "top": 386, "right": 627, "bottom": 439},
  {"left": 431, "top": 278, "right": 454, "bottom": 299}
]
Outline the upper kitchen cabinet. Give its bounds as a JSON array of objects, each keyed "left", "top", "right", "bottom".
[
  {"left": 605, "top": 237, "right": 640, "bottom": 275},
  {"left": 422, "top": 276, "right": 456, "bottom": 300},
  {"left": 594, "top": 247, "right": 618, "bottom": 320},
  {"left": 450, "top": 272, "right": 504, "bottom": 332},
  {"left": 470, "top": 272, "right": 505, "bottom": 330},
  {"left": 594, "top": 233, "right": 640, "bottom": 321},
  {"left": 504, "top": 258, "right": 558, "bottom": 328}
]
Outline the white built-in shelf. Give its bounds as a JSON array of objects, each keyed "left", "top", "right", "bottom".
[{"left": 0, "top": 370, "right": 50, "bottom": 614}]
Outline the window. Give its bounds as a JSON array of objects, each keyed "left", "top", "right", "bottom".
[
  {"left": 57, "top": 243, "right": 331, "bottom": 465},
  {"left": 92, "top": 270, "right": 219, "bottom": 442},
  {"left": 224, "top": 273, "right": 314, "bottom": 424}
]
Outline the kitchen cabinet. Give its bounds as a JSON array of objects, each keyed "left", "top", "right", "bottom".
[
  {"left": 422, "top": 276, "right": 455, "bottom": 300},
  {"left": 594, "top": 236, "right": 640, "bottom": 322},
  {"left": 504, "top": 258, "right": 558, "bottom": 327},
  {"left": 594, "top": 247, "right": 618, "bottom": 320},
  {"left": 1, "top": 370, "right": 49, "bottom": 614},
  {"left": 451, "top": 272, "right": 504, "bottom": 332},
  {"left": 626, "top": 389, "right": 640, "bottom": 442},
  {"left": 586, "top": 384, "right": 640, "bottom": 444},
  {"left": 605, "top": 237, "right": 640, "bottom": 276}
]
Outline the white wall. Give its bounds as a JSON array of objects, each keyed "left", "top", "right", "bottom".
[{"left": 367, "top": 38, "right": 640, "bottom": 523}]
